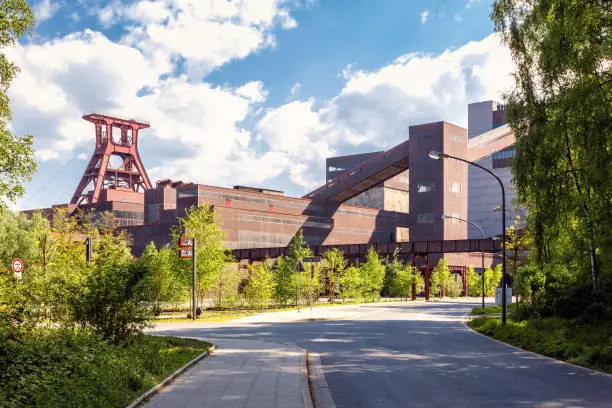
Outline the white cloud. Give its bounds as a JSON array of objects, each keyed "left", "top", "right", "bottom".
[
  {"left": 420, "top": 10, "right": 429, "bottom": 24},
  {"left": 6, "top": 30, "right": 165, "bottom": 154},
  {"left": 466, "top": 0, "right": 481, "bottom": 9},
  {"left": 256, "top": 34, "right": 514, "bottom": 156},
  {"left": 236, "top": 81, "right": 268, "bottom": 104},
  {"left": 10, "top": 3, "right": 514, "bottom": 207},
  {"left": 286, "top": 82, "right": 302, "bottom": 100},
  {"left": 35, "top": 149, "right": 59, "bottom": 161},
  {"left": 100, "top": 0, "right": 301, "bottom": 79},
  {"left": 77, "top": 153, "right": 88, "bottom": 160},
  {"left": 34, "top": 0, "right": 60, "bottom": 23}
]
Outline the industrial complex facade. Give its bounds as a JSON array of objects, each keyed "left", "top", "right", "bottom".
[{"left": 26, "top": 100, "right": 519, "bottom": 272}]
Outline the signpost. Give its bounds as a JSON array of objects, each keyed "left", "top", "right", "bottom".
[
  {"left": 302, "top": 256, "right": 322, "bottom": 312},
  {"left": 12, "top": 258, "right": 24, "bottom": 280},
  {"left": 296, "top": 261, "right": 305, "bottom": 312},
  {"left": 84, "top": 237, "right": 93, "bottom": 263},
  {"left": 178, "top": 237, "right": 197, "bottom": 321}
]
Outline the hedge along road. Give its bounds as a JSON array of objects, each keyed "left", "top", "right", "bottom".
[{"left": 152, "top": 301, "right": 612, "bottom": 408}]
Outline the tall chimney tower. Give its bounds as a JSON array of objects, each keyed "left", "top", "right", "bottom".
[{"left": 71, "top": 113, "right": 152, "bottom": 205}]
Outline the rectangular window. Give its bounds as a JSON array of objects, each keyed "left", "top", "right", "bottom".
[
  {"left": 449, "top": 181, "right": 462, "bottom": 194},
  {"left": 417, "top": 213, "right": 434, "bottom": 224},
  {"left": 417, "top": 182, "right": 434, "bottom": 193}
]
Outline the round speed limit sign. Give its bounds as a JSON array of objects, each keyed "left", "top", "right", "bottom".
[{"left": 12, "top": 258, "right": 24, "bottom": 274}]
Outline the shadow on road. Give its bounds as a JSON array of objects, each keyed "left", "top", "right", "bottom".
[{"left": 154, "top": 302, "right": 612, "bottom": 408}]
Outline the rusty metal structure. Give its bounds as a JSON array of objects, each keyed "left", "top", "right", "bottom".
[
  {"left": 71, "top": 113, "right": 152, "bottom": 205},
  {"left": 232, "top": 238, "right": 501, "bottom": 261},
  {"left": 26, "top": 100, "right": 518, "bottom": 286}
]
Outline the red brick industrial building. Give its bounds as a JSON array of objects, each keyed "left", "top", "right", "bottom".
[{"left": 26, "top": 101, "right": 516, "bottom": 271}]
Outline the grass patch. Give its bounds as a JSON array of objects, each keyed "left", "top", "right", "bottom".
[
  {"left": 0, "top": 330, "right": 211, "bottom": 408},
  {"left": 155, "top": 298, "right": 424, "bottom": 323},
  {"left": 471, "top": 305, "right": 505, "bottom": 315},
  {"left": 468, "top": 316, "right": 612, "bottom": 374}
]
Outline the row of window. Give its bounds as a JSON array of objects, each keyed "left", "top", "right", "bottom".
[
  {"left": 113, "top": 210, "right": 144, "bottom": 221},
  {"left": 177, "top": 187, "right": 401, "bottom": 220},
  {"left": 414, "top": 181, "right": 461, "bottom": 194},
  {"left": 179, "top": 189, "right": 311, "bottom": 210},
  {"left": 417, "top": 213, "right": 435, "bottom": 224},
  {"left": 239, "top": 214, "right": 333, "bottom": 230},
  {"left": 417, "top": 182, "right": 435, "bottom": 193},
  {"left": 238, "top": 231, "right": 293, "bottom": 246},
  {"left": 334, "top": 227, "right": 374, "bottom": 235},
  {"left": 492, "top": 149, "right": 516, "bottom": 160}
]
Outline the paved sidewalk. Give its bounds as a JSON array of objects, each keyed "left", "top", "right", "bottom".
[{"left": 142, "top": 338, "right": 311, "bottom": 408}]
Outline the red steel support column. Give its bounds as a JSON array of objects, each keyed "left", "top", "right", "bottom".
[{"left": 463, "top": 269, "right": 468, "bottom": 297}]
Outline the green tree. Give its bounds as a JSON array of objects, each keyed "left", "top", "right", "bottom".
[
  {"left": 74, "top": 233, "right": 151, "bottom": 342},
  {"left": 174, "top": 205, "right": 233, "bottom": 309},
  {"left": 273, "top": 256, "right": 295, "bottom": 306},
  {"left": 483, "top": 265, "right": 503, "bottom": 297},
  {"left": 492, "top": 0, "right": 612, "bottom": 296},
  {"left": 446, "top": 274, "right": 463, "bottom": 298},
  {"left": 340, "top": 266, "right": 362, "bottom": 301},
  {"left": 273, "top": 230, "right": 311, "bottom": 306},
  {"left": 389, "top": 263, "right": 413, "bottom": 300},
  {"left": 467, "top": 266, "right": 482, "bottom": 297},
  {"left": 245, "top": 262, "right": 276, "bottom": 309},
  {"left": 321, "top": 248, "right": 347, "bottom": 303},
  {"left": 516, "top": 264, "right": 547, "bottom": 317},
  {"left": 212, "top": 263, "right": 244, "bottom": 309},
  {"left": 140, "top": 242, "right": 186, "bottom": 316},
  {"left": 431, "top": 258, "right": 452, "bottom": 298},
  {"left": 360, "top": 247, "right": 386, "bottom": 301},
  {"left": 505, "top": 216, "right": 530, "bottom": 307},
  {"left": 0, "top": 0, "right": 37, "bottom": 210}
]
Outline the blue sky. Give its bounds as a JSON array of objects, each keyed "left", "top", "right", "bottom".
[{"left": 9, "top": 0, "right": 513, "bottom": 210}]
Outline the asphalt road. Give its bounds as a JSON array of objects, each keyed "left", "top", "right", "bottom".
[{"left": 154, "top": 301, "right": 612, "bottom": 408}]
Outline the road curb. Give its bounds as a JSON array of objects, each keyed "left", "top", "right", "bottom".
[
  {"left": 126, "top": 342, "right": 216, "bottom": 408},
  {"left": 461, "top": 314, "right": 612, "bottom": 379},
  {"left": 307, "top": 351, "right": 336, "bottom": 408}
]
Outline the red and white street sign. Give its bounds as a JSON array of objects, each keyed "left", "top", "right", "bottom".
[
  {"left": 11, "top": 258, "right": 24, "bottom": 273},
  {"left": 178, "top": 248, "right": 194, "bottom": 259},
  {"left": 179, "top": 237, "right": 194, "bottom": 247},
  {"left": 12, "top": 258, "right": 23, "bottom": 279}
]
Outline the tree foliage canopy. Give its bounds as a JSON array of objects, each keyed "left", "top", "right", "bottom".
[
  {"left": 0, "top": 0, "right": 36, "bottom": 209},
  {"left": 492, "top": 0, "right": 611, "bottom": 294}
]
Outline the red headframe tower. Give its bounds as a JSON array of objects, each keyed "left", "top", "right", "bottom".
[{"left": 71, "top": 114, "right": 152, "bottom": 205}]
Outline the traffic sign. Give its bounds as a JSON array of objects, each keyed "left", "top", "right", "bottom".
[
  {"left": 12, "top": 258, "right": 24, "bottom": 273},
  {"left": 495, "top": 287, "right": 512, "bottom": 306},
  {"left": 179, "top": 237, "right": 194, "bottom": 247},
  {"left": 179, "top": 248, "right": 193, "bottom": 258},
  {"left": 12, "top": 258, "right": 23, "bottom": 280},
  {"left": 303, "top": 256, "right": 322, "bottom": 263}
]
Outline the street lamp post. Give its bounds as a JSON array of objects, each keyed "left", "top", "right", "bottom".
[
  {"left": 442, "top": 215, "right": 485, "bottom": 310},
  {"left": 430, "top": 150, "right": 508, "bottom": 325}
]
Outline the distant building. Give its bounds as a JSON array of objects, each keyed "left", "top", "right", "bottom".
[
  {"left": 23, "top": 101, "right": 518, "bottom": 272},
  {"left": 467, "top": 101, "right": 523, "bottom": 238}
]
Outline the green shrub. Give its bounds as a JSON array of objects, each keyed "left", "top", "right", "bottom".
[
  {"left": 0, "top": 330, "right": 210, "bottom": 408},
  {"left": 244, "top": 263, "right": 275, "bottom": 309},
  {"left": 468, "top": 316, "right": 612, "bottom": 374},
  {"left": 74, "top": 235, "right": 152, "bottom": 343}
]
